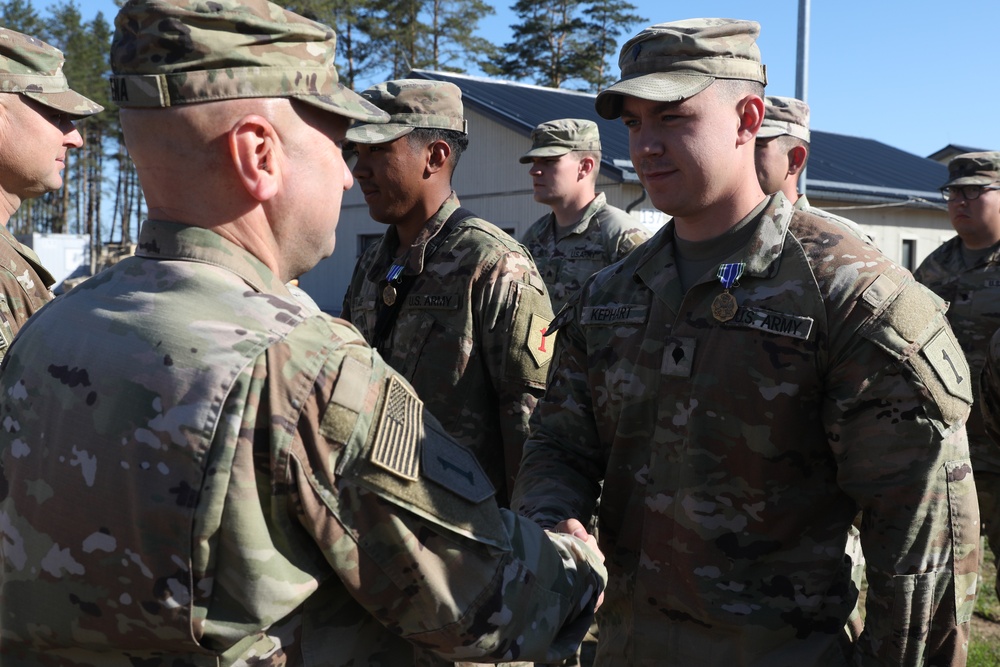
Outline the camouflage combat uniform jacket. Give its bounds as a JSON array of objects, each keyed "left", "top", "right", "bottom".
[
  {"left": 342, "top": 194, "right": 554, "bottom": 504},
  {"left": 512, "top": 193, "right": 979, "bottom": 667},
  {"left": 0, "top": 220, "right": 605, "bottom": 667},
  {"left": 981, "top": 328, "right": 1000, "bottom": 460},
  {"left": 521, "top": 193, "right": 650, "bottom": 312},
  {"left": 915, "top": 235, "right": 1000, "bottom": 471},
  {"left": 795, "top": 194, "right": 876, "bottom": 246},
  {"left": 0, "top": 223, "right": 54, "bottom": 359}
]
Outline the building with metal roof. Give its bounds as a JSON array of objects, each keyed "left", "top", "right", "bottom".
[
  {"left": 300, "top": 70, "right": 954, "bottom": 313},
  {"left": 927, "top": 144, "right": 990, "bottom": 165}
]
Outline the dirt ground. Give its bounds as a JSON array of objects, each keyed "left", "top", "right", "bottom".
[{"left": 972, "top": 614, "right": 1000, "bottom": 642}]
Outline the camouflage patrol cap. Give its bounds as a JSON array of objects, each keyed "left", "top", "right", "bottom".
[
  {"left": 109, "top": 0, "right": 387, "bottom": 123},
  {"left": 0, "top": 28, "right": 102, "bottom": 118},
  {"left": 345, "top": 79, "right": 467, "bottom": 144},
  {"left": 519, "top": 119, "right": 601, "bottom": 163},
  {"left": 758, "top": 96, "right": 810, "bottom": 142},
  {"left": 595, "top": 18, "right": 767, "bottom": 120},
  {"left": 943, "top": 151, "right": 1000, "bottom": 188}
]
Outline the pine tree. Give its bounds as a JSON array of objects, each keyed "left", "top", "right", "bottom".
[
  {"left": 336, "top": 2, "right": 382, "bottom": 88},
  {"left": 424, "top": 0, "right": 494, "bottom": 74},
  {"left": 485, "top": 0, "right": 645, "bottom": 92},
  {"left": 80, "top": 14, "right": 114, "bottom": 246},
  {"left": 577, "top": 0, "right": 644, "bottom": 92},
  {"left": 43, "top": 1, "right": 111, "bottom": 236},
  {"left": 285, "top": 0, "right": 383, "bottom": 89},
  {"left": 290, "top": 0, "right": 495, "bottom": 86},
  {"left": 0, "top": 0, "right": 41, "bottom": 35},
  {"left": 368, "top": 0, "right": 496, "bottom": 80},
  {"left": 365, "top": 0, "right": 429, "bottom": 79},
  {"left": 484, "top": 0, "right": 588, "bottom": 89}
]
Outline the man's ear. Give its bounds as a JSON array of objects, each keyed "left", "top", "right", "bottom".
[
  {"left": 736, "top": 95, "right": 765, "bottom": 146},
  {"left": 425, "top": 138, "right": 452, "bottom": 176},
  {"left": 787, "top": 144, "right": 809, "bottom": 176},
  {"left": 229, "top": 114, "right": 280, "bottom": 201},
  {"left": 578, "top": 155, "right": 597, "bottom": 181}
]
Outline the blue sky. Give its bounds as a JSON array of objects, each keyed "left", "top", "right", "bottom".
[{"left": 52, "top": 0, "right": 999, "bottom": 158}]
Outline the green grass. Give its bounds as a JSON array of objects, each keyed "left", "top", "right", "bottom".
[
  {"left": 859, "top": 538, "right": 1000, "bottom": 665},
  {"left": 971, "top": 540, "right": 1000, "bottom": 667},
  {"left": 975, "top": 541, "right": 1000, "bottom": 621},
  {"left": 969, "top": 640, "right": 1000, "bottom": 665}
]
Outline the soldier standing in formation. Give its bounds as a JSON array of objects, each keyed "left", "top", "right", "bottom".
[
  {"left": 518, "top": 118, "right": 650, "bottom": 666},
  {"left": 754, "top": 95, "right": 874, "bottom": 245},
  {"left": 520, "top": 118, "right": 650, "bottom": 313},
  {"left": 0, "top": 5, "right": 985, "bottom": 667},
  {"left": 512, "top": 17, "right": 979, "bottom": 666},
  {"left": 917, "top": 151, "right": 1000, "bottom": 594},
  {"left": 756, "top": 94, "right": 870, "bottom": 642},
  {"left": 0, "top": 1, "right": 606, "bottom": 664},
  {"left": 341, "top": 79, "right": 555, "bottom": 506},
  {"left": 0, "top": 28, "right": 101, "bottom": 358}
]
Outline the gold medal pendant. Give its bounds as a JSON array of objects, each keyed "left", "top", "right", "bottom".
[
  {"left": 382, "top": 283, "right": 397, "bottom": 306},
  {"left": 712, "top": 291, "right": 738, "bottom": 322}
]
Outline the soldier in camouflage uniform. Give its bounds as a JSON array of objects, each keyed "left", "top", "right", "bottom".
[
  {"left": 341, "top": 80, "right": 554, "bottom": 506},
  {"left": 0, "top": 28, "right": 101, "bottom": 358},
  {"left": 980, "top": 326, "right": 1000, "bottom": 599},
  {"left": 916, "top": 151, "right": 1000, "bottom": 590},
  {"left": 754, "top": 95, "right": 874, "bottom": 245},
  {"left": 0, "top": 2, "right": 607, "bottom": 665},
  {"left": 511, "top": 18, "right": 980, "bottom": 667},
  {"left": 758, "top": 94, "right": 870, "bottom": 642},
  {"left": 519, "top": 119, "right": 650, "bottom": 312}
]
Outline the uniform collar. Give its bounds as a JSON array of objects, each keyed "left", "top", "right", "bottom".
[
  {"left": 932, "top": 235, "right": 1000, "bottom": 270},
  {"left": 367, "top": 192, "right": 461, "bottom": 280},
  {"left": 554, "top": 192, "right": 608, "bottom": 237},
  {"left": 0, "top": 224, "right": 55, "bottom": 288},
  {"left": 631, "top": 193, "right": 792, "bottom": 297},
  {"left": 135, "top": 219, "right": 292, "bottom": 298},
  {"left": 960, "top": 237, "right": 1000, "bottom": 269}
]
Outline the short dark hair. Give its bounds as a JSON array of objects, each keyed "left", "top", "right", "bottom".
[{"left": 406, "top": 128, "right": 469, "bottom": 173}]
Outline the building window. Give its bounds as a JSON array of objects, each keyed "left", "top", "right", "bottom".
[
  {"left": 901, "top": 238, "right": 916, "bottom": 271},
  {"left": 358, "top": 233, "right": 382, "bottom": 259}
]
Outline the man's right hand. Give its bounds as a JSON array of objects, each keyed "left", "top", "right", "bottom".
[{"left": 553, "top": 517, "right": 605, "bottom": 610}]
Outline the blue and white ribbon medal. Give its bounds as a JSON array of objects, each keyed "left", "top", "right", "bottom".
[
  {"left": 383, "top": 263, "right": 405, "bottom": 306},
  {"left": 712, "top": 262, "right": 745, "bottom": 322}
]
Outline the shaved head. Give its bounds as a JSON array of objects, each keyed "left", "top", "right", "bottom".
[{"left": 120, "top": 98, "right": 293, "bottom": 225}]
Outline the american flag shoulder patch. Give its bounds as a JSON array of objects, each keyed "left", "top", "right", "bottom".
[{"left": 371, "top": 375, "right": 423, "bottom": 480}]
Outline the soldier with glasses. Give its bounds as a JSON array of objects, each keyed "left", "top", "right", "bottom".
[{"left": 916, "top": 150, "right": 1000, "bottom": 593}]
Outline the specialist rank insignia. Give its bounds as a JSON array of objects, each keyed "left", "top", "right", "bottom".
[{"left": 712, "top": 262, "right": 745, "bottom": 322}]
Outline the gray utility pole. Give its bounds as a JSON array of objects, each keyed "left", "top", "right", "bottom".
[{"left": 796, "top": 0, "right": 810, "bottom": 192}]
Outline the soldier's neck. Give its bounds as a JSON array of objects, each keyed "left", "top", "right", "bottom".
[
  {"left": 392, "top": 190, "right": 453, "bottom": 250},
  {"left": 552, "top": 190, "right": 597, "bottom": 228}
]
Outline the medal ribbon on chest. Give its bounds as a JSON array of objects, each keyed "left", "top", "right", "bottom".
[
  {"left": 712, "top": 262, "right": 745, "bottom": 322},
  {"left": 382, "top": 263, "right": 405, "bottom": 306}
]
